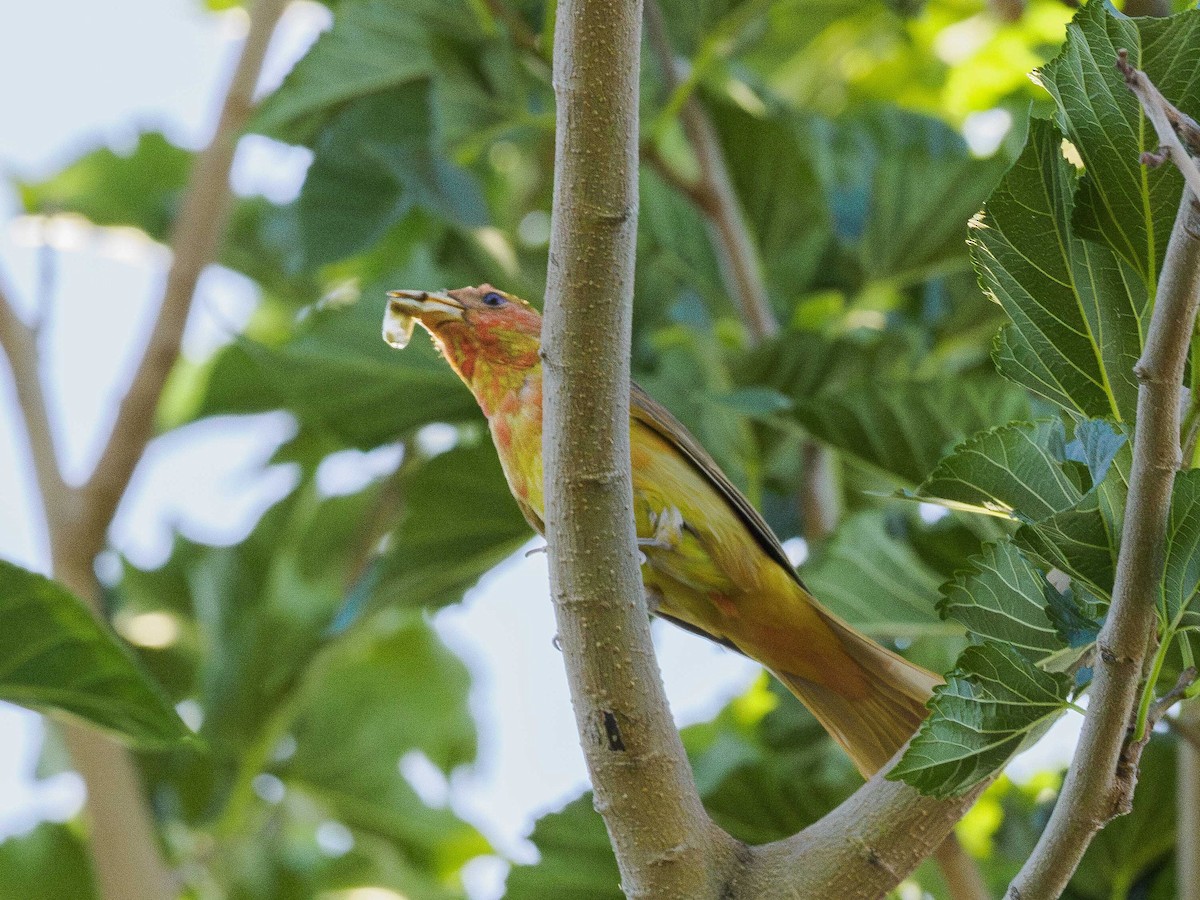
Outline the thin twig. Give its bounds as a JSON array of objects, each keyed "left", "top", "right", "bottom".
[
  {"left": 75, "top": 0, "right": 289, "bottom": 562},
  {"left": 0, "top": 274, "right": 74, "bottom": 537},
  {"left": 1117, "top": 50, "right": 1200, "bottom": 198},
  {"left": 1005, "top": 59, "right": 1200, "bottom": 899}
]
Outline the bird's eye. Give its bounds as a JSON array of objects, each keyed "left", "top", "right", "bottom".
[{"left": 482, "top": 291, "right": 506, "bottom": 307}]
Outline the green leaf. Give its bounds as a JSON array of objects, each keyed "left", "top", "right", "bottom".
[
  {"left": 917, "top": 420, "right": 1083, "bottom": 521},
  {"left": 801, "top": 512, "right": 953, "bottom": 639},
  {"left": 891, "top": 642, "right": 1072, "bottom": 797},
  {"left": 196, "top": 297, "right": 480, "bottom": 449},
  {"left": 1162, "top": 469, "right": 1200, "bottom": 624},
  {"left": 251, "top": 0, "right": 488, "bottom": 143},
  {"left": 15, "top": 132, "right": 190, "bottom": 242},
  {"left": 794, "top": 376, "right": 1028, "bottom": 485},
  {"left": 1039, "top": 3, "right": 1200, "bottom": 285},
  {"left": 811, "top": 106, "right": 1014, "bottom": 282},
  {"left": 504, "top": 796, "right": 623, "bottom": 900},
  {"left": 297, "top": 81, "right": 486, "bottom": 268},
  {"left": 0, "top": 560, "right": 190, "bottom": 747},
  {"left": 709, "top": 101, "right": 831, "bottom": 300},
  {"left": 0, "top": 823, "right": 96, "bottom": 900},
  {"left": 972, "top": 118, "right": 1147, "bottom": 422},
  {"left": 1016, "top": 437, "right": 1129, "bottom": 600},
  {"left": 367, "top": 441, "right": 531, "bottom": 615},
  {"left": 938, "top": 542, "right": 1065, "bottom": 658},
  {"left": 285, "top": 620, "right": 488, "bottom": 874}
]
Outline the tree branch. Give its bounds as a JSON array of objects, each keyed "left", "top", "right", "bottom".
[
  {"left": 543, "top": 1, "right": 743, "bottom": 896},
  {"left": 74, "top": 0, "right": 288, "bottom": 562},
  {"left": 642, "top": 0, "right": 776, "bottom": 343},
  {"left": 1005, "top": 59, "right": 1200, "bottom": 900},
  {"left": 0, "top": 276, "right": 75, "bottom": 537}
]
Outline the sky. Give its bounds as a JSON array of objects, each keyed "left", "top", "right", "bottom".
[{"left": 0, "top": 2, "right": 1082, "bottom": 897}]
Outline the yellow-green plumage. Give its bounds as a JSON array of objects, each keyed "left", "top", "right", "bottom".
[{"left": 384, "top": 284, "right": 940, "bottom": 776}]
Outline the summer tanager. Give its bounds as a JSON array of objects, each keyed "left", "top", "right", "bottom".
[{"left": 384, "top": 283, "right": 939, "bottom": 776}]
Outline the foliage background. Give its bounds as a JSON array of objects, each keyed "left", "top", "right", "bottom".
[{"left": 0, "top": 0, "right": 1193, "bottom": 897}]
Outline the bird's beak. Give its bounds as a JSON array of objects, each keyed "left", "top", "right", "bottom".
[{"left": 384, "top": 289, "right": 465, "bottom": 349}]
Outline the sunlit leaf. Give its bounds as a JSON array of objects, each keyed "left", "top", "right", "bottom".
[{"left": 15, "top": 132, "right": 190, "bottom": 242}]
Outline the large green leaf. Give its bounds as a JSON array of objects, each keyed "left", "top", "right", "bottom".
[
  {"left": 251, "top": 0, "right": 489, "bottom": 143},
  {"left": 801, "top": 512, "right": 953, "bottom": 639},
  {"left": 0, "top": 560, "right": 189, "bottom": 747},
  {"left": 196, "top": 297, "right": 480, "bottom": 449},
  {"left": 812, "top": 106, "right": 1014, "bottom": 282},
  {"left": 917, "top": 420, "right": 1084, "bottom": 521},
  {"left": 14, "top": 132, "right": 190, "bottom": 242},
  {"left": 284, "top": 619, "right": 487, "bottom": 874},
  {"left": 366, "top": 441, "right": 531, "bottom": 616},
  {"left": 793, "top": 376, "right": 1028, "bottom": 486},
  {"left": 1162, "top": 469, "right": 1200, "bottom": 624},
  {"left": 938, "top": 542, "right": 1065, "bottom": 658},
  {"left": 0, "top": 823, "right": 96, "bottom": 900},
  {"left": 891, "top": 641, "right": 1072, "bottom": 797},
  {"left": 972, "top": 118, "right": 1147, "bottom": 423},
  {"left": 504, "top": 796, "right": 623, "bottom": 900},
  {"left": 1039, "top": 3, "right": 1200, "bottom": 286},
  {"left": 297, "top": 81, "right": 487, "bottom": 268}
]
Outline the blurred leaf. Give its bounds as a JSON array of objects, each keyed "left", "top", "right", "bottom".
[
  {"left": 1040, "top": 3, "right": 1200, "bottom": 285},
  {"left": 917, "top": 419, "right": 1083, "bottom": 521},
  {"left": 297, "top": 81, "right": 486, "bottom": 268},
  {"left": 811, "top": 106, "right": 1015, "bottom": 282},
  {"left": 252, "top": 0, "right": 488, "bottom": 143},
  {"left": 504, "top": 796, "right": 623, "bottom": 900},
  {"left": 196, "top": 298, "right": 479, "bottom": 449},
  {"left": 0, "top": 560, "right": 189, "bottom": 747},
  {"left": 285, "top": 619, "right": 487, "bottom": 873},
  {"left": 367, "top": 441, "right": 531, "bottom": 616},
  {"left": 802, "top": 511, "right": 953, "bottom": 639},
  {"left": 974, "top": 118, "right": 1147, "bottom": 422},
  {"left": 891, "top": 642, "right": 1071, "bottom": 797},
  {"left": 793, "top": 376, "right": 1028, "bottom": 485},
  {"left": 938, "top": 541, "right": 1065, "bottom": 658},
  {"left": 15, "top": 132, "right": 190, "bottom": 241},
  {"left": 0, "top": 823, "right": 96, "bottom": 900},
  {"left": 709, "top": 101, "right": 831, "bottom": 301}
]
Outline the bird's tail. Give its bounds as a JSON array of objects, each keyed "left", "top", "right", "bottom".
[{"left": 775, "top": 607, "right": 941, "bottom": 777}]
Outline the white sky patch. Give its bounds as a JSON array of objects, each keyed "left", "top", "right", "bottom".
[{"left": 963, "top": 108, "right": 1014, "bottom": 157}]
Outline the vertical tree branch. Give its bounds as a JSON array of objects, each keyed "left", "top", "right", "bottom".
[
  {"left": 1005, "top": 59, "right": 1200, "bottom": 899},
  {"left": 542, "top": 0, "right": 740, "bottom": 896}
]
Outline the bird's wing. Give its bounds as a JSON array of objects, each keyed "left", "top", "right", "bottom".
[{"left": 629, "top": 381, "right": 806, "bottom": 588}]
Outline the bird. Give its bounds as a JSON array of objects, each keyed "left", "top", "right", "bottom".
[{"left": 383, "top": 283, "right": 940, "bottom": 776}]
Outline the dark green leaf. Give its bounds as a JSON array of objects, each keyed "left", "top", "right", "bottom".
[
  {"left": 891, "top": 642, "right": 1071, "bottom": 797},
  {"left": 802, "top": 512, "right": 953, "bottom": 639},
  {"left": 938, "top": 541, "right": 1065, "bottom": 657},
  {"left": 504, "top": 796, "right": 623, "bottom": 900},
  {"left": 251, "top": 0, "right": 488, "bottom": 143},
  {"left": 0, "top": 560, "right": 190, "bottom": 747},
  {"left": 297, "top": 82, "right": 486, "bottom": 268}
]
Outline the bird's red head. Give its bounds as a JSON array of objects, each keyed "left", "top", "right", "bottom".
[{"left": 384, "top": 284, "right": 543, "bottom": 408}]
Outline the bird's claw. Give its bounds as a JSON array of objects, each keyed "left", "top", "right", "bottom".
[
  {"left": 525, "top": 544, "right": 548, "bottom": 558},
  {"left": 642, "top": 507, "right": 685, "bottom": 552}
]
